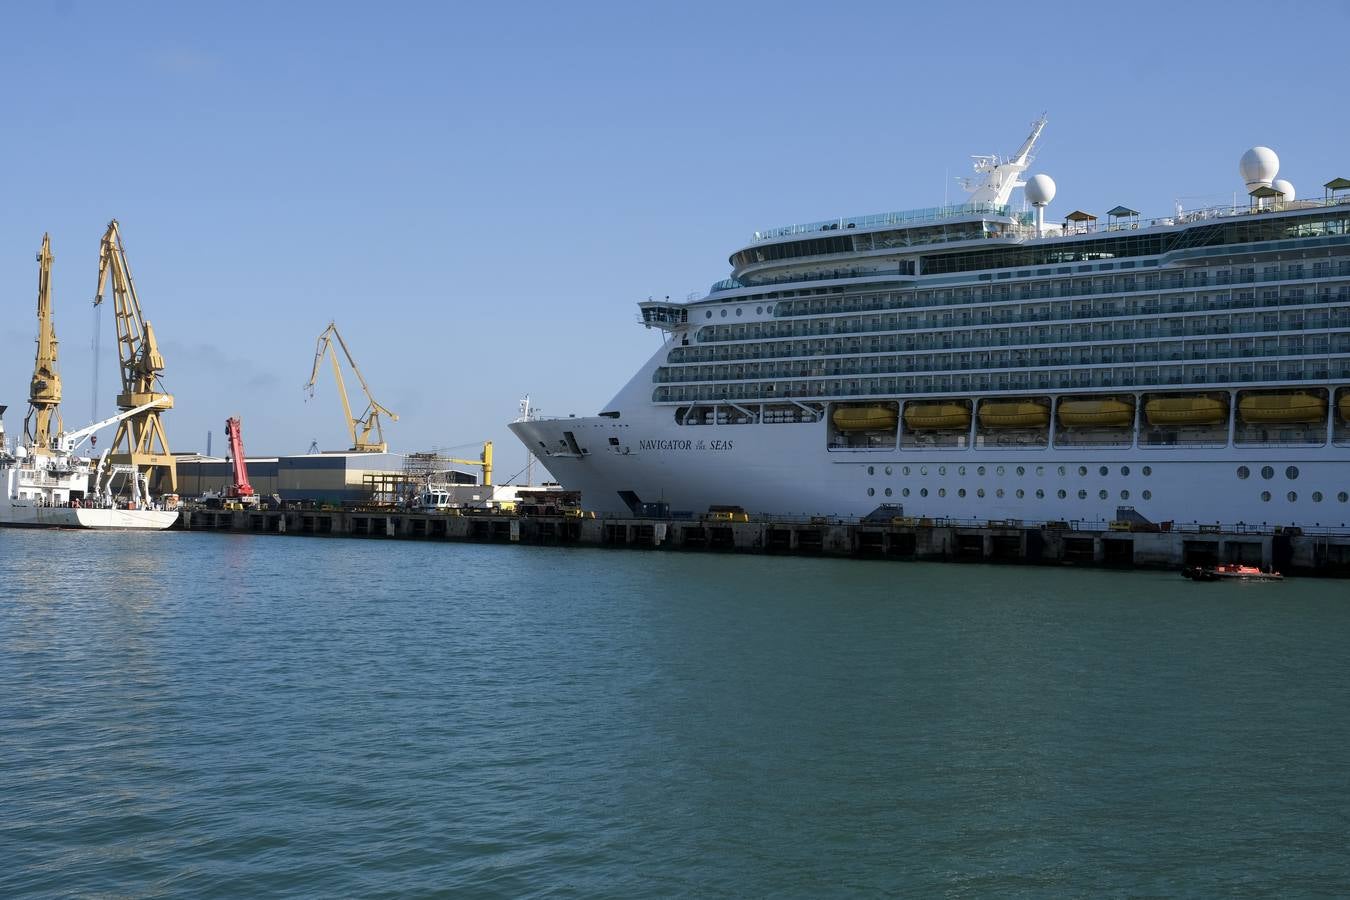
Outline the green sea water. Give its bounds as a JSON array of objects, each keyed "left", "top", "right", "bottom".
[{"left": 2, "top": 530, "right": 1348, "bottom": 897}]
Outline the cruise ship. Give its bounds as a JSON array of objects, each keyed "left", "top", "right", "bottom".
[{"left": 511, "top": 118, "right": 1350, "bottom": 527}]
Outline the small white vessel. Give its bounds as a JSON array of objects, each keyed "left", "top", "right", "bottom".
[{"left": 0, "top": 404, "right": 179, "bottom": 530}]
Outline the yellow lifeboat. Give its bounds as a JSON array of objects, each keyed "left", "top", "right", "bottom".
[
  {"left": 1238, "top": 392, "right": 1327, "bottom": 425},
  {"left": 831, "top": 405, "right": 898, "bottom": 432},
  {"left": 1144, "top": 396, "right": 1228, "bottom": 426},
  {"left": 1057, "top": 398, "right": 1134, "bottom": 428},
  {"left": 978, "top": 400, "right": 1050, "bottom": 429},
  {"left": 1340, "top": 393, "right": 1350, "bottom": 424},
  {"left": 903, "top": 403, "right": 971, "bottom": 431}
]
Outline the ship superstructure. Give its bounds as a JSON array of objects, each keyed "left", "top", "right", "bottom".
[{"left": 511, "top": 119, "right": 1350, "bottom": 527}]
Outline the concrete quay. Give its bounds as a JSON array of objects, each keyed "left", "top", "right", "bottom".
[{"left": 179, "top": 508, "right": 1350, "bottom": 576}]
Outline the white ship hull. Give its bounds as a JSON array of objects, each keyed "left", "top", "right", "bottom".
[
  {"left": 511, "top": 408, "right": 1350, "bottom": 528},
  {"left": 0, "top": 499, "right": 178, "bottom": 530}
]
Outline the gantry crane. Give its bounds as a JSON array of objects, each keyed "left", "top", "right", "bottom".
[
  {"left": 94, "top": 219, "right": 176, "bottom": 492},
  {"left": 24, "top": 234, "right": 62, "bottom": 452},
  {"left": 305, "top": 321, "right": 398, "bottom": 453}
]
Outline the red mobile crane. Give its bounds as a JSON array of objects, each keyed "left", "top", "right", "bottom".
[{"left": 224, "top": 416, "right": 258, "bottom": 507}]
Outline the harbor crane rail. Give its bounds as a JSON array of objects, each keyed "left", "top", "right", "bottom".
[
  {"left": 94, "top": 220, "right": 176, "bottom": 491},
  {"left": 304, "top": 321, "right": 398, "bottom": 453}
]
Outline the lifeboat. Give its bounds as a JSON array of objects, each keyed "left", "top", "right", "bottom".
[
  {"left": 1057, "top": 398, "right": 1134, "bottom": 428},
  {"left": 1238, "top": 392, "right": 1327, "bottom": 425},
  {"left": 903, "top": 403, "right": 971, "bottom": 430},
  {"left": 831, "top": 405, "right": 898, "bottom": 432},
  {"left": 1338, "top": 393, "right": 1350, "bottom": 424},
  {"left": 1144, "top": 396, "right": 1228, "bottom": 426},
  {"left": 978, "top": 400, "right": 1050, "bottom": 429}
]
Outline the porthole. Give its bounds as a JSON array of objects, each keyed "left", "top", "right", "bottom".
[
  {"left": 1058, "top": 466, "right": 1067, "bottom": 476},
  {"left": 1078, "top": 466, "right": 1088, "bottom": 476},
  {"left": 1057, "top": 489, "right": 1067, "bottom": 499},
  {"left": 1036, "top": 466, "right": 1045, "bottom": 476},
  {"left": 756, "top": 306, "right": 763, "bottom": 314},
  {"left": 867, "top": 487, "right": 875, "bottom": 496},
  {"left": 1313, "top": 491, "right": 1323, "bottom": 502},
  {"left": 996, "top": 488, "right": 1005, "bottom": 498},
  {"left": 902, "top": 488, "right": 911, "bottom": 497},
  {"left": 867, "top": 466, "right": 874, "bottom": 476},
  {"left": 1142, "top": 490, "right": 1152, "bottom": 500},
  {"left": 705, "top": 311, "right": 712, "bottom": 319},
  {"left": 1016, "top": 466, "right": 1026, "bottom": 476},
  {"left": 939, "top": 465, "right": 947, "bottom": 476},
  {"left": 903, "top": 466, "right": 911, "bottom": 476},
  {"left": 1015, "top": 489, "right": 1025, "bottom": 499},
  {"left": 996, "top": 465, "right": 1006, "bottom": 476},
  {"left": 720, "top": 309, "right": 727, "bottom": 317},
  {"left": 1120, "top": 466, "right": 1130, "bottom": 476},
  {"left": 1237, "top": 466, "right": 1250, "bottom": 480},
  {"left": 1287, "top": 491, "right": 1297, "bottom": 502},
  {"left": 958, "top": 465, "right": 967, "bottom": 476},
  {"left": 977, "top": 488, "right": 986, "bottom": 498},
  {"left": 920, "top": 488, "right": 928, "bottom": 497},
  {"left": 884, "top": 466, "right": 892, "bottom": 476},
  {"left": 1099, "top": 489, "right": 1108, "bottom": 500},
  {"left": 765, "top": 304, "right": 774, "bottom": 314},
  {"left": 938, "top": 488, "right": 946, "bottom": 497},
  {"left": 1286, "top": 466, "right": 1299, "bottom": 480},
  {"left": 978, "top": 466, "right": 987, "bottom": 476},
  {"left": 1078, "top": 489, "right": 1088, "bottom": 499},
  {"left": 1261, "top": 491, "right": 1271, "bottom": 502},
  {"left": 1340, "top": 492, "right": 1349, "bottom": 503},
  {"left": 958, "top": 488, "right": 966, "bottom": 498},
  {"left": 1099, "top": 466, "right": 1109, "bottom": 477},
  {"left": 884, "top": 488, "right": 893, "bottom": 497},
  {"left": 920, "top": 466, "right": 928, "bottom": 476},
  {"left": 735, "top": 308, "right": 743, "bottom": 317},
  {"left": 1120, "top": 490, "right": 1129, "bottom": 500},
  {"left": 1261, "top": 466, "right": 1274, "bottom": 480},
  {"left": 1142, "top": 466, "right": 1152, "bottom": 476},
  {"left": 1035, "top": 488, "right": 1044, "bottom": 499}
]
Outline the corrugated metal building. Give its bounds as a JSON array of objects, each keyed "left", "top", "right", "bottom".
[{"left": 174, "top": 452, "right": 472, "bottom": 503}]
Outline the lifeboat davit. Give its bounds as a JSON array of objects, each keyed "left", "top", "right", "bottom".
[
  {"left": 832, "top": 405, "right": 898, "bottom": 431},
  {"left": 1238, "top": 392, "right": 1327, "bottom": 424},
  {"left": 1144, "top": 396, "right": 1228, "bottom": 426},
  {"left": 1057, "top": 398, "right": 1134, "bottom": 428},
  {"left": 903, "top": 403, "right": 971, "bottom": 431},
  {"left": 978, "top": 400, "right": 1050, "bottom": 429}
]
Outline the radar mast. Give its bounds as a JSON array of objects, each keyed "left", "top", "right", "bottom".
[{"left": 962, "top": 114, "right": 1047, "bottom": 207}]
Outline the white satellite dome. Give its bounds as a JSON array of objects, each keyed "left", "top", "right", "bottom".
[
  {"left": 1272, "top": 178, "right": 1296, "bottom": 201},
  {"left": 1240, "top": 146, "right": 1279, "bottom": 189},
  {"left": 1025, "top": 173, "right": 1057, "bottom": 206}
]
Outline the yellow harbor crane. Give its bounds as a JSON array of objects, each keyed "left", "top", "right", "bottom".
[
  {"left": 94, "top": 220, "right": 176, "bottom": 492},
  {"left": 305, "top": 321, "right": 398, "bottom": 453},
  {"left": 25, "top": 234, "right": 62, "bottom": 452},
  {"left": 443, "top": 441, "right": 493, "bottom": 486}
]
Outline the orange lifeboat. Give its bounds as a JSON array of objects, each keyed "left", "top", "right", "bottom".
[
  {"left": 1238, "top": 392, "right": 1327, "bottom": 425},
  {"left": 831, "top": 405, "right": 898, "bottom": 432},
  {"left": 903, "top": 403, "right": 971, "bottom": 431},
  {"left": 1057, "top": 398, "right": 1134, "bottom": 428},
  {"left": 1144, "top": 396, "right": 1228, "bottom": 426},
  {"left": 978, "top": 400, "right": 1050, "bottom": 429}
]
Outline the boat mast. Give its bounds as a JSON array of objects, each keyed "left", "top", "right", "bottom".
[
  {"left": 963, "top": 113, "right": 1047, "bottom": 208},
  {"left": 24, "top": 234, "right": 63, "bottom": 452}
]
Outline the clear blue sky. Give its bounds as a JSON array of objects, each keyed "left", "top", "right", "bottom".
[{"left": 2, "top": 1, "right": 1347, "bottom": 477}]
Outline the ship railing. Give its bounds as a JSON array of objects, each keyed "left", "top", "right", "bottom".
[{"left": 750, "top": 202, "right": 1013, "bottom": 243}]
